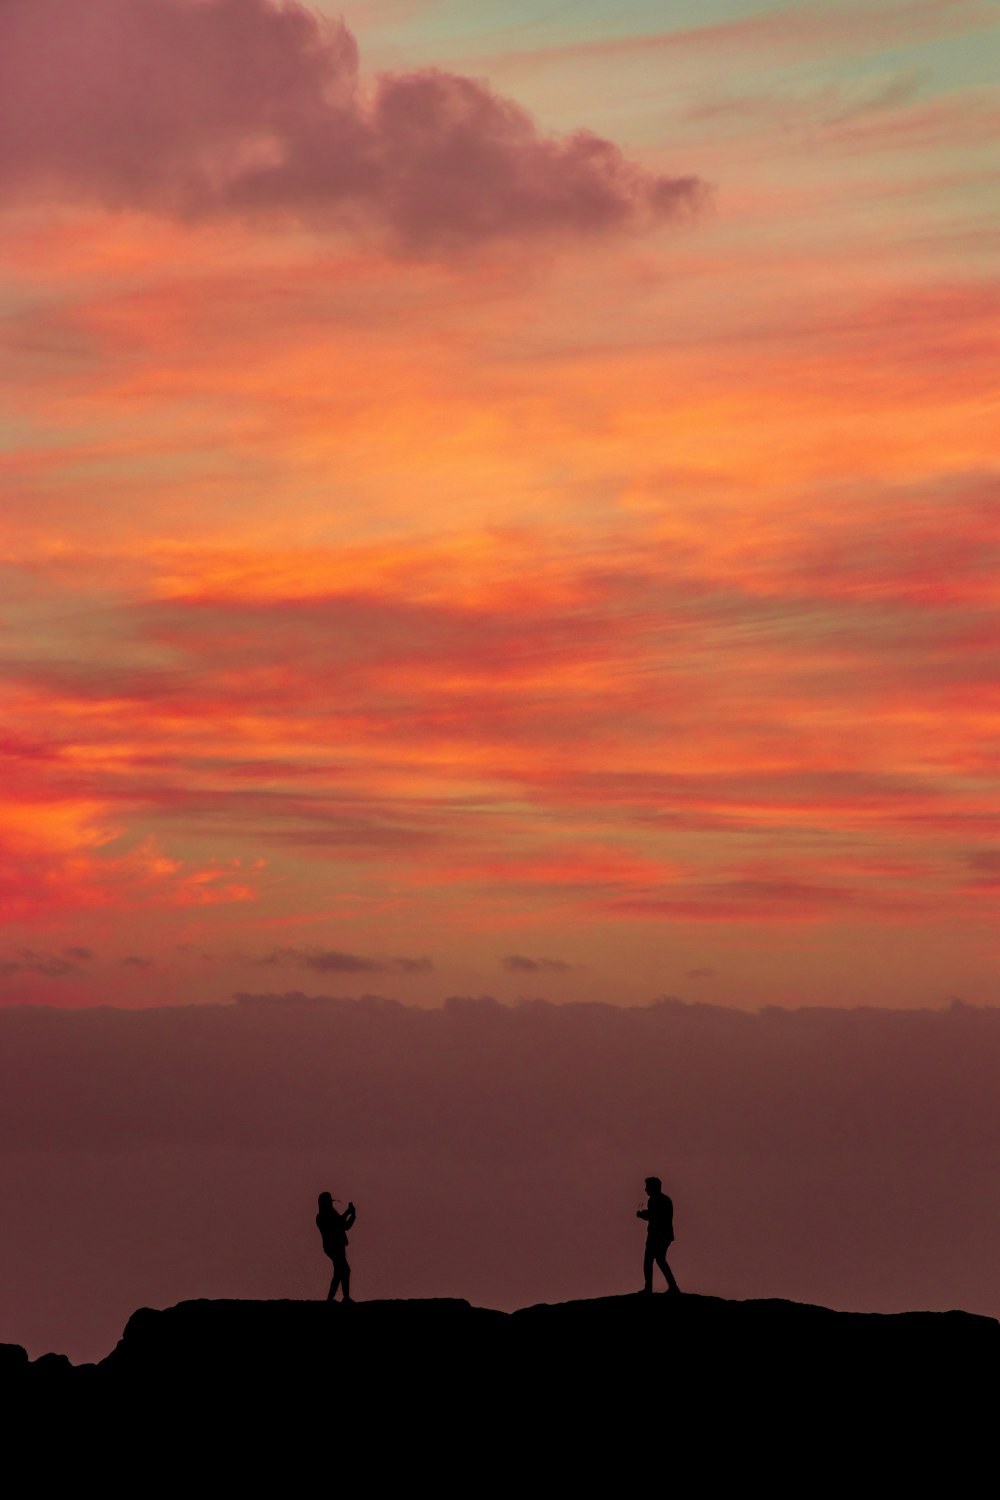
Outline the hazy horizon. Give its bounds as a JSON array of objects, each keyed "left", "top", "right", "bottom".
[{"left": 3, "top": 994, "right": 998, "bottom": 1363}]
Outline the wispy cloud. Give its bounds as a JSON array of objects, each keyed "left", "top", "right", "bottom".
[
  {"left": 503, "top": 954, "right": 572, "bottom": 973},
  {"left": 255, "top": 946, "right": 432, "bottom": 975},
  {"left": 0, "top": 947, "right": 90, "bottom": 979},
  {"left": 1, "top": 483, "right": 997, "bottom": 945},
  {"left": 478, "top": 0, "right": 997, "bottom": 75}
]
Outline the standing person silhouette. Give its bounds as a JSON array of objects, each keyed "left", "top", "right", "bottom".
[
  {"left": 637, "top": 1176, "right": 680, "bottom": 1295},
  {"left": 316, "top": 1192, "right": 356, "bottom": 1302}
]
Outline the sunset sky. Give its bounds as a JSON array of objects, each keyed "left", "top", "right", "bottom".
[
  {"left": 1, "top": 0, "right": 999, "bottom": 1362},
  {"left": 2, "top": 0, "right": 998, "bottom": 1012}
]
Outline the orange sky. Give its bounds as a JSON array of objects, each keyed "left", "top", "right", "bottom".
[{"left": 1, "top": 0, "right": 998, "bottom": 1009}]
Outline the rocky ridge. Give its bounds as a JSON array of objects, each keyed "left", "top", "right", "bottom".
[{"left": 4, "top": 1294, "right": 996, "bottom": 1479}]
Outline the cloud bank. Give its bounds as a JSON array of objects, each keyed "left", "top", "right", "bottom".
[
  {"left": 0, "top": 0, "right": 701, "bottom": 252},
  {"left": 1, "top": 997, "right": 997, "bottom": 1362}
]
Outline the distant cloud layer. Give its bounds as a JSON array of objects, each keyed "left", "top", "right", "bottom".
[
  {"left": 1, "top": 997, "right": 997, "bottom": 1363},
  {"left": 0, "top": 0, "right": 701, "bottom": 251}
]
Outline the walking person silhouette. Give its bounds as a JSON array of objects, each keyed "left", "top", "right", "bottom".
[
  {"left": 637, "top": 1176, "right": 680, "bottom": 1295},
  {"left": 316, "top": 1192, "right": 356, "bottom": 1302}
]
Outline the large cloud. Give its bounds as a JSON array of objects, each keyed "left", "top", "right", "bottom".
[{"left": 0, "top": 0, "right": 702, "bottom": 252}]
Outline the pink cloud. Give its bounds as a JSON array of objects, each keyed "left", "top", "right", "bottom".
[{"left": 0, "top": 0, "right": 702, "bottom": 252}]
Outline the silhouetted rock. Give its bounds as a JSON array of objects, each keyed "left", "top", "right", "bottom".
[
  {"left": 4, "top": 1293, "right": 997, "bottom": 1480},
  {"left": 514, "top": 1289, "right": 1000, "bottom": 1360},
  {"left": 100, "top": 1295, "right": 508, "bottom": 1389},
  {"left": 28, "top": 1350, "right": 76, "bottom": 1386},
  {"left": 0, "top": 1342, "right": 28, "bottom": 1380}
]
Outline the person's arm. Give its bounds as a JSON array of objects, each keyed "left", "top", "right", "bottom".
[
  {"left": 344, "top": 1203, "right": 356, "bottom": 1228},
  {"left": 636, "top": 1208, "right": 649, "bottom": 1220}
]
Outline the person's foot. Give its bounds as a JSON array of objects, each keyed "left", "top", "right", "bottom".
[{"left": 641, "top": 1286, "right": 653, "bottom": 1295}]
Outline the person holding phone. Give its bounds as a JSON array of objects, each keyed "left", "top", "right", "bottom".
[{"left": 316, "top": 1191, "right": 356, "bottom": 1302}]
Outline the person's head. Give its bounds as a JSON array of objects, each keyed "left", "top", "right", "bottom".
[
  {"left": 644, "top": 1176, "right": 661, "bottom": 1194},
  {"left": 318, "top": 1192, "right": 333, "bottom": 1209}
]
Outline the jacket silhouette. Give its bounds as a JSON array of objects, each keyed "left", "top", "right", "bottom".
[
  {"left": 317, "top": 1192, "right": 356, "bottom": 1302},
  {"left": 637, "top": 1176, "right": 680, "bottom": 1295}
]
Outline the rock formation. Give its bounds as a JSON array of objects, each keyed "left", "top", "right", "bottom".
[{"left": 4, "top": 1294, "right": 996, "bottom": 1480}]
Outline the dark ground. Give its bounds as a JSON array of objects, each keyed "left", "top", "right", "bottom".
[{"left": 5, "top": 1293, "right": 997, "bottom": 1484}]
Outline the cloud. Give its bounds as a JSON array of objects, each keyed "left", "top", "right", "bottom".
[
  {"left": 483, "top": 0, "right": 996, "bottom": 75},
  {"left": 0, "top": 803, "right": 263, "bottom": 921},
  {"left": 391, "top": 956, "right": 434, "bottom": 975},
  {"left": 1, "top": 481, "right": 997, "bottom": 945},
  {"left": 0, "top": 946, "right": 97, "bottom": 979},
  {"left": 122, "top": 955, "right": 155, "bottom": 969},
  {"left": 685, "top": 967, "right": 715, "bottom": 979},
  {"left": 503, "top": 955, "right": 572, "bottom": 973},
  {"left": 0, "top": 948, "right": 84, "bottom": 979},
  {"left": 0, "top": 0, "right": 702, "bottom": 253},
  {"left": 604, "top": 878, "right": 923, "bottom": 925},
  {"left": 0, "top": 732, "right": 59, "bottom": 762},
  {"left": 254, "top": 946, "right": 431, "bottom": 975},
  {"left": 257, "top": 946, "right": 384, "bottom": 974},
  {"left": 965, "top": 851, "right": 1000, "bottom": 891},
  {"left": 966, "top": 851, "right": 1000, "bottom": 873},
  {"left": 2, "top": 501, "right": 997, "bottom": 950}
]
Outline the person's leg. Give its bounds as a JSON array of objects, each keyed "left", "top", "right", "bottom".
[
  {"left": 642, "top": 1242, "right": 654, "bottom": 1293},
  {"left": 655, "top": 1249, "right": 680, "bottom": 1294},
  {"left": 341, "top": 1256, "right": 351, "bottom": 1303},
  {"left": 328, "top": 1261, "right": 341, "bottom": 1302}
]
